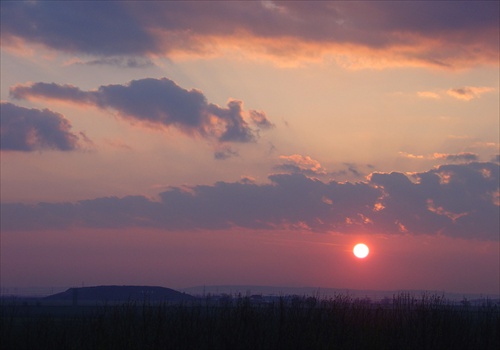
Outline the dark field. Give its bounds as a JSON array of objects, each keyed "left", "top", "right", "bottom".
[{"left": 1, "top": 293, "right": 499, "bottom": 350}]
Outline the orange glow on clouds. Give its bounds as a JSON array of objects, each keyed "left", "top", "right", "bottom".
[
  {"left": 143, "top": 27, "right": 500, "bottom": 70},
  {"left": 5, "top": 26, "right": 497, "bottom": 71}
]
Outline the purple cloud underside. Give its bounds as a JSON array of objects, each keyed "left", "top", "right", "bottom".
[
  {"left": 10, "top": 78, "right": 272, "bottom": 144},
  {"left": 0, "top": 102, "right": 84, "bottom": 151},
  {"left": 2, "top": 162, "right": 498, "bottom": 240},
  {"left": 1, "top": 2, "right": 498, "bottom": 67}
]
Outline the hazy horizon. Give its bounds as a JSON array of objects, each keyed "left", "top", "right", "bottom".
[
  {"left": 1, "top": 2, "right": 499, "bottom": 297},
  {"left": 3, "top": 283, "right": 499, "bottom": 302}
]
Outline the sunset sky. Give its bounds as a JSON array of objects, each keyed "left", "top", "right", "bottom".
[{"left": 1, "top": 1, "right": 499, "bottom": 296}]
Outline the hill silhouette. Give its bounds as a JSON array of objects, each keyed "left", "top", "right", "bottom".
[{"left": 44, "top": 285, "right": 194, "bottom": 303}]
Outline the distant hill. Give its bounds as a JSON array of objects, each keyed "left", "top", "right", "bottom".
[{"left": 44, "top": 285, "right": 195, "bottom": 303}]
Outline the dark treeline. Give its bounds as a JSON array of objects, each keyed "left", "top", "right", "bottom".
[{"left": 1, "top": 293, "right": 498, "bottom": 350}]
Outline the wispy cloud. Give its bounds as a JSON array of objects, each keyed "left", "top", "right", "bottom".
[
  {"left": 0, "top": 102, "right": 87, "bottom": 151},
  {"left": 275, "top": 154, "right": 327, "bottom": 176},
  {"left": 416, "top": 86, "right": 495, "bottom": 100},
  {"left": 214, "top": 147, "right": 239, "bottom": 160},
  {"left": 74, "top": 57, "right": 155, "bottom": 68},
  {"left": 446, "top": 86, "right": 495, "bottom": 101},
  {"left": 399, "top": 151, "right": 480, "bottom": 163},
  {"left": 398, "top": 152, "right": 425, "bottom": 159},
  {"left": 417, "top": 91, "right": 441, "bottom": 99},
  {"left": 432, "top": 152, "right": 479, "bottom": 162},
  {"left": 2, "top": 162, "right": 498, "bottom": 240},
  {"left": 249, "top": 110, "right": 275, "bottom": 129},
  {"left": 329, "top": 163, "right": 374, "bottom": 181}
]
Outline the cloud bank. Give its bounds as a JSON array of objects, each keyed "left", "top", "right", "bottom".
[
  {"left": 1, "top": 1, "right": 498, "bottom": 68},
  {"left": 10, "top": 78, "right": 272, "bottom": 145},
  {"left": 2, "top": 162, "right": 498, "bottom": 240},
  {"left": 0, "top": 102, "right": 84, "bottom": 151}
]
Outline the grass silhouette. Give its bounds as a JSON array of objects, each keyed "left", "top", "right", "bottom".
[{"left": 1, "top": 292, "right": 498, "bottom": 349}]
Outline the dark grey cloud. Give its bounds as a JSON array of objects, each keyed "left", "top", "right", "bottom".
[
  {"left": 371, "top": 162, "right": 499, "bottom": 239},
  {"left": 1, "top": 1, "right": 156, "bottom": 56},
  {"left": 1, "top": 1, "right": 497, "bottom": 67},
  {"left": 10, "top": 83, "right": 91, "bottom": 104},
  {"left": 207, "top": 100, "right": 255, "bottom": 143},
  {"left": 11, "top": 78, "right": 269, "bottom": 144},
  {"left": 335, "top": 1, "right": 499, "bottom": 35},
  {"left": 0, "top": 102, "right": 84, "bottom": 151},
  {"left": 2, "top": 162, "right": 498, "bottom": 240}
]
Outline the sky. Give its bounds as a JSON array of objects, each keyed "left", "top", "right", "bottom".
[{"left": 1, "top": 1, "right": 499, "bottom": 296}]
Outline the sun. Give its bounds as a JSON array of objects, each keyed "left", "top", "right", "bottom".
[{"left": 353, "top": 243, "right": 369, "bottom": 259}]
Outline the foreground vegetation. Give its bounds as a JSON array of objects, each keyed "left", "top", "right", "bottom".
[{"left": 1, "top": 293, "right": 498, "bottom": 349}]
